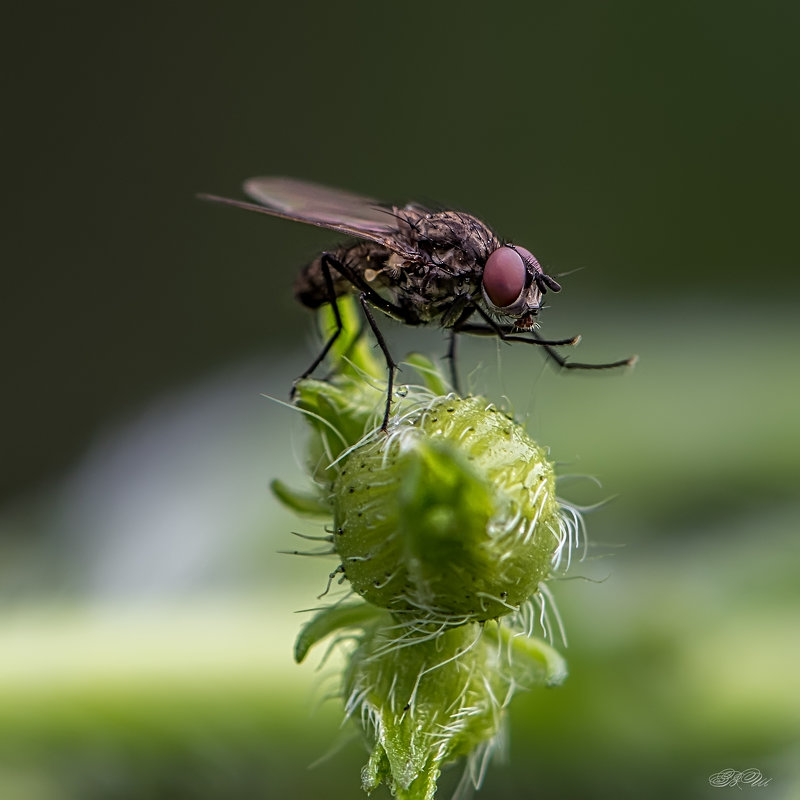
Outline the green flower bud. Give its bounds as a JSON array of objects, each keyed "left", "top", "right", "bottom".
[
  {"left": 333, "top": 395, "right": 562, "bottom": 623},
  {"left": 295, "top": 602, "right": 567, "bottom": 800}
]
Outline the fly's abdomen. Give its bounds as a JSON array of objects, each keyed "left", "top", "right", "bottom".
[{"left": 294, "top": 242, "right": 392, "bottom": 309}]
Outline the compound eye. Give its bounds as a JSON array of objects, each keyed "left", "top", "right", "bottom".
[
  {"left": 514, "top": 246, "right": 539, "bottom": 271},
  {"left": 483, "top": 247, "right": 526, "bottom": 308}
]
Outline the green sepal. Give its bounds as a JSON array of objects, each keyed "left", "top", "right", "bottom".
[
  {"left": 318, "top": 296, "right": 383, "bottom": 381},
  {"left": 294, "top": 602, "right": 383, "bottom": 664},
  {"left": 402, "top": 352, "right": 450, "bottom": 396},
  {"left": 270, "top": 479, "right": 330, "bottom": 517},
  {"left": 397, "top": 437, "right": 495, "bottom": 591},
  {"left": 293, "top": 378, "right": 381, "bottom": 469},
  {"left": 489, "top": 623, "right": 569, "bottom": 687}
]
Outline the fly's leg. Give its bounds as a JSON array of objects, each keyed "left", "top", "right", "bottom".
[
  {"left": 446, "top": 330, "right": 461, "bottom": 394},
  {"left": 291, "top": 253, "right": 345, "bottom": 395},
  {"left": 456, "top": 307, "right": 581, "bottom": 346},
  {"left": 358, "top": 293, "right": 397, "bottom": 432},
  {"left": 293, "top": 253, "right": 409, "bottom": 391},
  {"left": 458, "top": 305, "right": 635, "bottom": 370},
  {"left": 322, "top": 253, "right": 409, "bottom": 320},
  {"left": 529, "top": 329, "right": 636, "bottom": 370},
  {"left": 295, "top": 252, "right": 407, "bottom": 429},
  {"left": 456, "top": 322, "right": 581, "bottom": 347}
]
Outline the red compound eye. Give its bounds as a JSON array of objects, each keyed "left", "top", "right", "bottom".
[
  {"left": 483, "top": 247, "right": 527, "bottom": 308},
  {"left": 514, "top": 246, "right": 539, "bottom": 271}
]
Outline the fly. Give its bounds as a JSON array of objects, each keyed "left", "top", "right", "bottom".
[{"left": 199, "top": 177, "right": 635, "bottom": 429}]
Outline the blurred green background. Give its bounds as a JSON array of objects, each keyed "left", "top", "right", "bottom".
[{"left": 2, "top": 2, "right": 798, "bottom": 799}]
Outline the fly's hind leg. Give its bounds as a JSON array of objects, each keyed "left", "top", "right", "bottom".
[
  {"left": 291, "top": 253, "right": 346, "bottom": 395},
  {"left": 294, "top": 252, "right": 406, "bottom": 430},
  {"left": 358, "top": 294, "right": 397, "bottom": 432}
]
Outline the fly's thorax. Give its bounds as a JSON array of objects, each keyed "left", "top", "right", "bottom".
[
  {"left": 373, "top": 209, "right": 498, "bottom": 325},
  {"left": 409, "top": 209, "right": 500, "bottom": 268}
]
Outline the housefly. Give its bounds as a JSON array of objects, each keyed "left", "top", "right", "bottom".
[{"left": 199, "top": 177, "right": 635, "bottom": 429}]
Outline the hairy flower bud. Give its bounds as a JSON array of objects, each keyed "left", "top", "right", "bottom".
[
  {"left": 295, "top": 603, "right": 566, "bottom": 800},
  {"left": 272, "top": 299, "right": 590, "bottom": 800},
  {"left": 333, "top": 395, "right": 562, "bottom": 623}
]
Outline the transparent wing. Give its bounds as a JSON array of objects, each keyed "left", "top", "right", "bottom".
[
  {"left": 198, "top": 177, "right": 416, "bottom": 255},
  {"left": 244, "top": 177, "right": 395, "bottom": 231}
]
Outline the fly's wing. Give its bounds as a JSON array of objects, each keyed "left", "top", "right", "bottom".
[
  {"left": 245, "top": 177, "right": 392, "bottom": 229},
  {"left": 199, "top": 177, "right": 417, "bottom": 258}
]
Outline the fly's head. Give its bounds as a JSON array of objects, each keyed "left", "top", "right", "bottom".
[{"left": 481, "top": 245, "right": 562, "bottom": 330}]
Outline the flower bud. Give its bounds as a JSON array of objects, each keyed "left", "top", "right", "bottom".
[
  {"left": 333, "top": 395, "right": 562, "bottom": 623},
  {"left": 296, "top": 602, "right": 566, "bottom": 800}
]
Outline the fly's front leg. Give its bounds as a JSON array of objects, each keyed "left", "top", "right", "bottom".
[
  {"left": 456, "top": 321, "right": 581, "bottom": 346},
  {"left": 460, "top": 304, "right": 634, "bottom": 370},
  {"left": 530, "top": 330, "right": 636, "bottom": 370},
  {"left": 456, "top": 305, "right": 580, "bottom": 346}
]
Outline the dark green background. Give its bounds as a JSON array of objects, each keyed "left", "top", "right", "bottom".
[
  {"left": 5, "top": 1, "right": 799, "bottom": 501},
  {"left": 2, "top": 4, "right": 799, "bottom": 800}
]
